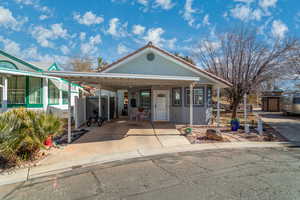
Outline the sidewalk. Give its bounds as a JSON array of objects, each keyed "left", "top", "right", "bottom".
[{"left": 0, "top": 141, "right": 294, "bottom": 186}]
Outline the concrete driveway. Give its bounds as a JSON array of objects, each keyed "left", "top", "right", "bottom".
[
  {"left": 39, "top": 120, "right": 189, "bottom": 167},
  {"left": 261, "top": 113, "right": 300, "bottom": 142}
]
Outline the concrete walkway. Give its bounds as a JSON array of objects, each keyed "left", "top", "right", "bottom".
[
  {"left": 261, "top": 113, "right": 300, "bottom": 142},
  {"left": 152, "top": 122, "right": 190, "bottom": 147}
]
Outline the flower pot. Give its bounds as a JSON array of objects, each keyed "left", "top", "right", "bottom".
[
  {"left": 231, "top": 120, "right": 240, "bottom": 131},
  {"left": 44, "top": 136, "right": 53, "bottom": 147}
]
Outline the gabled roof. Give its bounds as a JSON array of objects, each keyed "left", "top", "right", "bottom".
[
  {"left": 100, "top": 42, "right": 232, "bottom": 87},
  {"left": 0, "top": 49, "right": 43, "bottom": 72}
]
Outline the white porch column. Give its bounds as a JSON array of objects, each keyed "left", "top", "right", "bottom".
[
  {"left": 59, "top": 80, "right": 63, "bottom": 105},
  {"left": 107, "top": 93, "right": 110, "bottom": 121},
  {"left": 2, "top": 76, "right": 8, "bottom": 111},
  {"left": 98, "top": 85, "right": 101, "bottom": 118},
  {"left": 217, "top": 87, "right": 221, "bottom": 128},
  {"left": 43, "top": 78, "right": 48, "bottom": 111},
  {"left": 244, "top": 93, "right": 249, "bottom": 133},
  {"left": 67, "top": 81, "right": 72, "bottom": 144},
  {"left": 83, "top": 96, "right": 87, "bottom": 122},
  {"left": 115, "top": 91, "right": 118, "bottom": 119},
  {"left": 189, "top": 83, "right": 193, "bottom": 126}
]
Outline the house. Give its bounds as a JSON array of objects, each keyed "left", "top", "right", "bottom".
[
  {"left": 0, "top": 49, "right": 82, "bottom": 116},
  {"left": 46, "top": 42, "right": 232, "bottom": 130}
]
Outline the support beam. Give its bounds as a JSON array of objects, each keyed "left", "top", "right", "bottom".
[
  {"left": 43, "top": 78, "right": 48, "bottom": 111},
  {"left": 189, "top": 83, "right": 193, "bottom": 126},
  {"left": 68, "top": 81, "right": 72, "bottom": 144},
  {"left": 217, "top": 87, "right": 220, "bottom": 128},
  {"left": 244, "top": 93, "right": 249, "bottom": 133},
  {"left": 107, "top": 93, "right": 110, "bottom": 121},
  {"left": 98, "top": 85, "right": 101, "bottom": 118},
  {"left": 2, "top": 76, "right": 8, "bottom": 111},
  {"left": 115, "top": 91, "right": 118, "bottom": 119},
  {"left": 59, "top": 80, "right": 63, "bottom": 105}
]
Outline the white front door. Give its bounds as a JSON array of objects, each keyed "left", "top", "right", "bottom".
[{"left": 153, "top": 90, "right": 169, "bottom": 121}]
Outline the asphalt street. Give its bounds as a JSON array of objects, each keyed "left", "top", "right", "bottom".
[{"left": 1, "top": 147, "right": 300, "bottom": 200}]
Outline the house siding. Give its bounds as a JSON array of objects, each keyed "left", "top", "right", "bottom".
[
  {"left": 107, "top": 51, "right": 215, "bottom": 85},
  {"left": 125, "top": 85, "right": 212, "bottom": 125}
]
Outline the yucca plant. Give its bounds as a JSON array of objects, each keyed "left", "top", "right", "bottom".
[{"left": 0, "top": 108, "right": 63, "bottom": 166}]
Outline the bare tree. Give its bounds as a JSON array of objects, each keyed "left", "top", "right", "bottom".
[
  {"left": 69, "top": 56, "right": 93, "bottom": 72},
  {"left": 195, "top": 27, "right": 299, "bottom": 118}
]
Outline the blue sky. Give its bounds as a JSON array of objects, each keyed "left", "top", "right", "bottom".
[{"left": 0, "top": 0, "right": 299, "bottom": 69}]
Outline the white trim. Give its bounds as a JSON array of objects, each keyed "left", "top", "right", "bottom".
[
  {"left": 101, "top": 47, "right": 229, "bottom": 88},
  {"left": 44, "top": 71, "right": 201, "bottom": 82},
  {"left": 153, "top": 89, "right": 170, "bottom": 121}
]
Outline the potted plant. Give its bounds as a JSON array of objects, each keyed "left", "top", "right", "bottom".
[{"left": 230, "top": 118, "right": 240, "bottom": 131}]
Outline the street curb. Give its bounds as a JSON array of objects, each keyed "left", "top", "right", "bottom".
[{"left": 0, "top": 141, "right": 296, "bottom": 186}]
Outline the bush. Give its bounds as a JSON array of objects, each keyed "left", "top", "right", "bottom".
[{"left": 0, "top": 108, "right": 63, "bottom": 167}]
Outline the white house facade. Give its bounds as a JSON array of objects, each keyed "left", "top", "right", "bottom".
[{"left": 0, "top": 49, "right": 82, "bottom": 116}]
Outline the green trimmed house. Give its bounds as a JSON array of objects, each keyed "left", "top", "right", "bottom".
[{"left": 0, "top": 49, "right": 82, "bottom": 116}]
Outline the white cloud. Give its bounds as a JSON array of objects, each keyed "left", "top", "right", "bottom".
[
  {"left": 202, "top": 14, "right": 210, "bottom": 26},
  {"left": 60, "top": 45, "right": 70, "bottom": 55},
  {"left": 182, "top": 0, "right": 200, "bottom": 28},
  {"left": 132, "top": 24, "right": 145, "bottom": 35},
  {"left": 154, "top": 0, "right": 175, "bottom": 10},
  {"left": 143, "top": 27, "right": 165, "bottom": 46},
  {"left": 80, "top": 34, "right": 101, "bottom": 55},
  {"left": 0, "top": 6, "right": 27, "bottom": 30},
  {"left": 271, "top": 20, "right": 288, "bottom": 39},
  {"left": 30, "top": 23, "right": 69, "bottom": 48},
  {"left": 73, "top": 11, "right": 104, "bottom": 26},
  {"left": 165, "top": 38, "right": 177, "bottom": 49},
  {"left": 137, "top": 0, "right": 148, "bottom": 6},
  {"left": 79, "top": 32, "right": 86, "bottom": 41},
  {"left": 39, "top": 14, "right": 49, "bottom": 20},
  {"left": 259, "top": 0, "right": 277, "bottom": 10},
  {"left": 142, "top": 27, "right": 176, "bottom": 49},
  {"left": 15, "top": 0, "right": 51, "bottom": 14},
  {"left": 117, "top": 43, "right": 130, "bottom": 55},
  {"left": 0, "top": 36, "right": 21, "bottom": 55},
  {"left": 230, "top": 4, "right": 262, "bottom": 21},
  {"left": 107, "top": 18, "right": 128, "bottom": 37}
]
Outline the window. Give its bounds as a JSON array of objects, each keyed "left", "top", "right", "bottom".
[
  {"left": 207, "top": 87, "right": 212, "bottom": 105},
  {"left": 8, "top": 76, "right": 26, "bottom": 104},
  {"left": 186, "top": 87, "right": 204, "bottom": 105},
  {"left": 172, "top": 88, "right": 182, "bottom": 106},
  {"left": 62, "top": 91, "right": 68, "bottom": 104},
  {"left": 48, "top": 80, "right": 60, "bottom": 104},
  {"left": 140, "top": 90, "right": 151, "bottom": 108},
  {"left": 293, "top": 97, "right": 300, "bottom": 104},
  {"left": 28, "top": 77, "right": 42, "bottom": 104}
]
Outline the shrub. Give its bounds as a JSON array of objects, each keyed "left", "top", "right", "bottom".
[{"left": 0, "top": 108, "right": 63, "bottom": 167}]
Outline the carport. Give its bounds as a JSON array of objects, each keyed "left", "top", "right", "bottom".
[{"left": 44, "top": 71, "right": 216, "bottom": 143}]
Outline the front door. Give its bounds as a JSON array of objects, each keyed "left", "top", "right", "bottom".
[{"left": 153, "top": 90, "right": 169, "bottom": 121}]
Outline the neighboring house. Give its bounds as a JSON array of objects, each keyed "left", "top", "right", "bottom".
[
  {"left": 46, "top": 42, "right": 232, "bottom": 125},
  {"left": 0, "top": 49, "right": 82, "bottom": 116}
]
